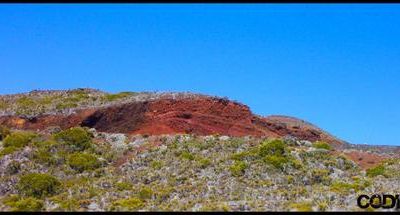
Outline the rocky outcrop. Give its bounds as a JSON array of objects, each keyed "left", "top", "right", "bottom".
[{"left": 0, "top": 92, "right": 346, "bottom": 147}]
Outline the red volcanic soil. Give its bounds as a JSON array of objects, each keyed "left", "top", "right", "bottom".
[
  {"left": 332, "top": 150, "right": 388, "bottom": 170},
  {"left": 0, "top": 96, "right": 345, "bottom": 147}
]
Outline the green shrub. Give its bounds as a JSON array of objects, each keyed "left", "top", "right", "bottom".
[
  {"left": 116, "top": 182, "right": 133, "bottom": 191},
  {"left": 0, "top": 125, "right": 11, "bottom": 140},
  {"left": 150, "top": 161, "right": 163, "bottom": 170},
  {"left": 139, "top": 187, "right": 153, "bottom": 200},
  {"left": 264, "top": 154, "right": 290, "bottom": 170},
  {"left": 33, "top": 149, "right": 57, "bottom": 166},
  {"left": 289, "top": 202, "right": 313, "bottom": 211},
  {"left": 54, "top": 127, "right": 92, "bottom": 151},
  {"left": 3, "top": 131, "right": 36, "bottom": 148},
  {"left": 104, "top": 92, "right": 136, "bottom": 102},
  {"left": 366, "top": 165, "right": 386, "bottom": 177},
  {"left": 180, "top": 151, "right": 195, "bottom": 160},
  {"left": 17, "top": 96, "right": 36, "bottom": 109},
  {"left": 0, "top": 146, "right": 19, "bottom": 157},
  {"left": 17, "top": 173, "right": 61, "bottom": 198},
  {"left": 56, "top": 102, "right": 78, "bottom": 110},
  {"left": 110, "top": 197, "right": 144, "bottom": 211},
  {"left": 311, "top": 169, "right": 331, "bottom": 185},
  {"left": 198, "top": 158, "right": 211, "bottom": 168},
  {"left": 67, "top": 152, "right": 100, "bottom": 172},
  {"left": 313, "top": 141, "right": 332, "bottom": 150},
  {"left": 230, "top": 161, "right": 248, "bottom": 177},
  {"left": 259, "top": 139, "right": 286, "bottom": 157},
  {"left": 11, "top": 197, "right": 44, "bottom": 211},
  {"left": 5, "top": 160, "right": 21, "bottom": 175}
]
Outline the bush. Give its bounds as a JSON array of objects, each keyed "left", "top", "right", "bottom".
[
  {"left": 289, "top": 202, "right": 313, "bottom": 211},
  {"left": 313, "top": 141, "right": 332, "bottom": 150},
  {"left": 11, "top": 197, "right": 44, "bottom": 211},
  {"left": 0, "top": 125, "right": 11, "bottom": 140},
  {"left": 33, "top": 149, "right": 57, "bottom": 166},
  {"left": 67, "top": 152, "right": 100, "bottom": 172},
  {"left": 150, "top": 161, "right": 163, "bottom": 170},
  {"left": 230, "top": 161, "right": 248, "bottom": 177},
  {"left": 180, "top": 151, "right": 195, "bottom": 160},
  {"left": 139, "top": 187, "right": 153, "bottom": 200},
  {"left": 198, "top": 158, "right": 211, "bottom": 168},
  {"left": 259, "top": 139, "right": 286, "bottom": 157},
  {"left": 110, "top": 197, "right": 144, "bottom": 211},
  {"left": 311, "top": 169, "right": 331, "bottom": 185},
  {"left": 54, "top": 127, "right": 92, "bottom": 151},
  {"left": 3, "top": 131, "right": 36, "bottom": 148},
  {"left": 104, "top": 92, "right": 136, "bottom": 102},
  {"left": 264, "top": 155, "right": 290, "bottom": 170},
  {"left": 17, "top": 173, "right": 61, "bottom": 198},
  {"left": 366, "top": 165, "right": 386, "bottom": 177},
  {"left": 0, "top": 146, "right": 19, "bottom": 157},
  {"left": 116, "top": 182, "right": 133, "bottom": 191}
]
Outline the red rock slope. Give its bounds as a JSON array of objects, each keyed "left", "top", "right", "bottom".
[{"left": 0, "top": 95, "right": 346, "bottom": 147}]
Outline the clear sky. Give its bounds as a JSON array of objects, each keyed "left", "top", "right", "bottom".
[{"left": 0, "top": 4, "right": 399, "bottom": 146}]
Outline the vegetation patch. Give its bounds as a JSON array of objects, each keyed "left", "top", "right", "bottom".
[
  {"left": 54, "top": 127, "right": 92, "bottom": 152},
  {"left": 0, "top": 125, "right": 11, "bottom": 141},
  {"left": 366, "top": 164, "right": 386, "bottom": 177},
  {"left": 312, "top": 141, "right": 332, "bottom": 150},
  {"left": 230, "top": 160, "right": 248, "bottom": 177},
  {"left": 110, "top": 197, "right": 144, "bottom": 211},
  {"left": 67, "top": 152, "right": 100, "bottom": 172},
  {"left": 3, "top": 131, "right": 36, "bottom": 148},
  {"left": 104, "top": 92, "right": 136, "bottom": 102},
  {"left": 17, "top": 173, "right": 61, "bottom": 198}
]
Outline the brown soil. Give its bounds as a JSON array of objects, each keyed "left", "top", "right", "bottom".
[{"left": 342, "top": 151, "right": 388, "bottom": 170}]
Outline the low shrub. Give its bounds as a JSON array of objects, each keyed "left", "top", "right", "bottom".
[
  {"left": 3, "top": 131, "right": 36, "bottom": 148},
  {"left": 150, "top": 161, "right": 163, "bottom": 170},
  {"left": 366, "top": 165, "right": 386, "bottom": 177},
  {"left": 0, "top": 125, "right": 11, "bottom": 140},
  {"left": 312, "top": 141, "right": 332, "bottom": 150},
  {"left": 104, "top": 92, "right": 136, "bottom": 102},
  {"left": 110, "top": 197, "right": 144, "bottom": 211},
  {"left": 198, "top": 158, "right": 211, "bottom": 168},
  {"left": 230, "top": 160, "right": 247, "bottom": 177},
  {"left": 67, "top": 152, "right": 100, "bottom": 172},
  {"left": 17, "top": 173, "right": 61, "bottom": 198},
  {"left": 0, "top": 146, "right": 19, "bottom": 157},
  {"left": 139, "top": 187, "right": 153, "bottom": 200},
  {"left": 54, "top": 127, "right": 92, "bottom": 151},
  {"left": 264, "top": 154, "right": 290, "bottom": 170},
  {"left": 180, "top": 151, "right": 195, "bottom": 160},
  {"left": 116, "top": 182, "right": 133, "bottom": 191},
  {"left": 259, "top": 139, "right": 286, "bottom": 157},
  {"left": 11, "top": 197, "right": 44, "bottom": 211}
]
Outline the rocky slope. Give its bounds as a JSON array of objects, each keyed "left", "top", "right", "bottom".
[
  {"left": 0, "top": 89, "right": 399, "bottom": 211},
  {"left": 0, "top": 88, "right": 344, "bottom": 146}
]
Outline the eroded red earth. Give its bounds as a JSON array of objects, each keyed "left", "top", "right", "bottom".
[
  {"left": 3, "top": 95, "right": 393, "bottom": 169},
  {"left": 0, "top": 96, "right": 345, "bottom": 146}
]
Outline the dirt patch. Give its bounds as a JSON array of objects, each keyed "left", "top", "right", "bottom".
[{"left": 342, "top": 151, "right": 388, "bottom": 170}]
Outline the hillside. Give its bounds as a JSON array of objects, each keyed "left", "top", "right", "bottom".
[
  {"left": 0, "top": 89, "right": 399, "bottom": 211},
  {"left": 0, "top": 88, "right": 344, "bottom": 146}
]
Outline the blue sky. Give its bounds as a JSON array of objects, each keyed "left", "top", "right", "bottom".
[{"left": 0, "top": 4, "right": 399, "bottom": 145}]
